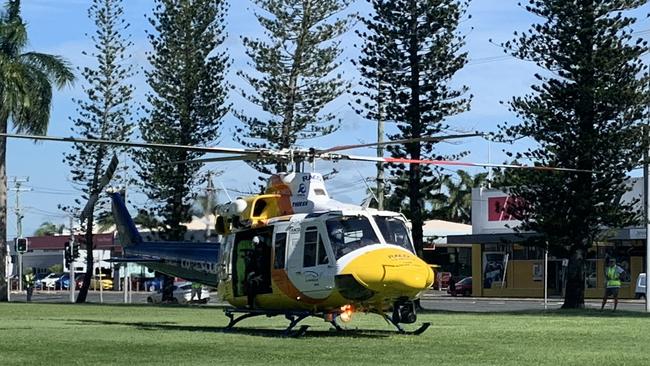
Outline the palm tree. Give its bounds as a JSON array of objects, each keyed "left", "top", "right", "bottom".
[
  {"left": 443, "top": 170, "right": 488, "bottom": 224},
  {"left": 0, "top": 0, "right": 75, "bottom": 301},
  {"left": 33, "top": 222, "right": 65, "bottom": 236}
]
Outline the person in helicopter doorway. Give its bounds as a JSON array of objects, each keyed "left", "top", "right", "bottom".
[
  {"left": 244, "top": 236, "right": 265, "bottom": 308},
  {"left": 329, "top": 227, "right": 345, "bottom": 257}
]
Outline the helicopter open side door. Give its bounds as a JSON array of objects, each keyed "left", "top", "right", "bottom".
[{"left": 286, "top": 222, "right": 336, "bottom": 300}]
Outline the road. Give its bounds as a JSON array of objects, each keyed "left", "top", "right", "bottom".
[
  {"left": 420, "top": 291, "right": 647, "bottom": 312},
  {"left": 8, "top": 289, "right": 648, "bottom": 312}
]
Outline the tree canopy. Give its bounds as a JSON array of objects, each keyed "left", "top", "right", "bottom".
[
  {"left": 499, "top": 0, "right": 649, "bottom": 308},
  {"left": 0, "top": 0, "right": 74, "bottom": 301}
]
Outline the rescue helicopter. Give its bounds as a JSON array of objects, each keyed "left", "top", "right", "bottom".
[{"left": 1, "top": 132, "right": 590, "bottom": 336}]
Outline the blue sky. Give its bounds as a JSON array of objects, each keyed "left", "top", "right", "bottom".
[{"left": 6, "top": 0, "right": 650, "bottom": 239}]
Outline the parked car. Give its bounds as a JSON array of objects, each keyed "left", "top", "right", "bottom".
[
  {"left": 147, "top": 282, "right": 210, "bottom": 304},
  {"left": 74, "top": 274, "right": 85, "bottom": 289},
  {"left": 434, "top": 271, "right": 452, "bottom": 290},
  {"left": 55, "top": 273, "right": 71, "bottom": 290},
  {"left": 636, "top": 273, "right": 646, "bottom": 299},
  {"left": 41, "top": 273, "right": 63, "bottom": 289},
  {"left": 144, "top": 277, "right": 165, "bottom": 292},
  {"left": 448, "top": 276, "right": 472, "bottom": 297},
  {"left": 90, "top": 275, "right": 113, "bottom": 290},
  {"left": 33, "top": 273, "right": 49, "bottom": 288}
]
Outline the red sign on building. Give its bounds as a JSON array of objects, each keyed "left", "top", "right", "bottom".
[{"left": 487, "top": 196, "right": 524, "bottom": 222}]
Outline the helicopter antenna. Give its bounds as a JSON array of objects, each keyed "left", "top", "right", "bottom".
[
  {"left": 218, "top": 180, "right": 233, "bottom": 202},
  {"left": 353, "top": 162, "right": 378, "bottom": 210}
]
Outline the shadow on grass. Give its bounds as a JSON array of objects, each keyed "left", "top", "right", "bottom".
[
  {"left": 418, "top": 307, "right": 650, "bottom": 318},
  {"left": 71, "top": 319, "right": 394, "bottom": 339},
  {"left": 7, "top": 301, "right": 221, "bottom": 311}
]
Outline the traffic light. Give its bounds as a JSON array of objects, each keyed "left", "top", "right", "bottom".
[
  {"left": 72, "top": 243, "right": 80, "bottom": 259},
  {"left": 64, "top": 241, "right": 71, "bottom": 269},
  {"left": 15, "top": 238, "right": 28, "bottom": 253}
]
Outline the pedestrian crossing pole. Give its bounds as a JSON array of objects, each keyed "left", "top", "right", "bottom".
[
  {"left": 544, "top": 244, "right": 548, "bottom": 310},
  {"left": 645, "top": 124, "right": 650, "bottom": 313},
  {"left": 69, "top": 215, "right": 75, "bottom": 304}
]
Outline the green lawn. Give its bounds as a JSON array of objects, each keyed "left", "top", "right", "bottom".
[{"left": 0, "top": 303, "right": 648, "bottom": 365}]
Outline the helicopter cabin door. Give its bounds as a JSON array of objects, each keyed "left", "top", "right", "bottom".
[{"left": 286, "top": 222, "right": 335, "bottom": 299}]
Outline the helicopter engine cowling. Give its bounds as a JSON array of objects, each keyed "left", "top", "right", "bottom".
[{"left": 227, "top": 199, "right": 248, "bottom": 215}]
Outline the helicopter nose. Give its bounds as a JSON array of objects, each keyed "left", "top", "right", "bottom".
[{"left": 337, "top": 247, "right": 433, "bottom": 299}]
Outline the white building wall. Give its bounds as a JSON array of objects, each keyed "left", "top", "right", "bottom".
[{"left": 471, "top": 177, "right": 644, "bottom": 235}]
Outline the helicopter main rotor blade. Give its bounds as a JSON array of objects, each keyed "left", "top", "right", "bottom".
[
  {"left": 169, "top": 154, "right": 261, "bottom": 165},
  {"left": 337, "top": 154, "right": 593, "bottom": 173},
  {"left": 317, "top": 133, "right": 483, "bottom": 154},
  {"left": 0, "top": 133, "right": 253, "bottom": 155}
]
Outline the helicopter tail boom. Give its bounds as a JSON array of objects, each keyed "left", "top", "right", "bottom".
[{"left": 110, "top": 191, "right": 143, "bottom": 247}]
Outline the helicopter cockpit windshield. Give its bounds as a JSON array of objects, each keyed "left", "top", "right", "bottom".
[
  {"left": 326, "top": 216, "right": 379, "bottom": 259},
  {"left": 373, "top": 215, "right": 414, "bottom": 253}
]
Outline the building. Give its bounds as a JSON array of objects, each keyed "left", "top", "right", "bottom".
[
  {"left": 447, "top": 179, "right": 645, "bottom": 298},
  {"left": 8, "top": 215, "right": 219, "bottom": 289},
  {"left": 422, "top": 220, "right": 472, "bottom": 279}
]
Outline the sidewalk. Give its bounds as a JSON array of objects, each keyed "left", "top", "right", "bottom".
[{"left": 423, "top": 290, "right": 646, "bottom": 303}]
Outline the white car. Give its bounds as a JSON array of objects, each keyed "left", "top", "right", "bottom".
[
  {"left": 146, "top": 282, "right": 210, "bottom": 304},
  {"left": 635, "top": 273, "right": 646, "bottom": 299},
  {"left": 40, "top": 273, "right": 63, "bottom": 289}
]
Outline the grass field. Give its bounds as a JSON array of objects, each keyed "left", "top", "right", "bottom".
[{"left": 0, "top": 303, "right": 649, "bottom": 366}]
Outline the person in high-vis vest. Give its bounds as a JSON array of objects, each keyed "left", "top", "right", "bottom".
[{"left": 601, "top": 258, "right": 625, "bottom": 311}]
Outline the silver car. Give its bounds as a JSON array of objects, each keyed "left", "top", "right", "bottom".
[
  {"left": 636, "top": 273, "right": 646, "bottom": 299},
  {"left": 146, "top": 282, "right": 210, "bottom": 304}
]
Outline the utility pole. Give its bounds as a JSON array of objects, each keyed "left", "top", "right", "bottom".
[
  {"left": 206, "top": 171, "right": 216, "bottom": 239},
  {"left": 69, "top": 215, "right": 75, "bottom": 303},
  {"left": 645, "top": 119, "right": 650, "bottom": 313},
  {"left": 204, "top": 170, "right": 223, "bottom": 241},
  {"left": 376, "top": 73, "right": 385, "bottom": 210},
  {"left": 10, "top": 177, "right": 30, "bottom": 292}
]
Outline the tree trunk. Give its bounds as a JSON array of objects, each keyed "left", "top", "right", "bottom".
[
  {"left": 407, "top": 0, "right": 423, "bottom": 258},
  {"left": 76, "top": 218, "right": 95, "bottom": 303},
  {"left": 0, "top": 117, "right": 8, "bottom": 301},
  {"left": 562, "top": 248, "right": 586, "bottom": 309}
]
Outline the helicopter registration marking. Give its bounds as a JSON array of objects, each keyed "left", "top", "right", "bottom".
[{"left": 180, "top": 259, "right": 218, "bottom": 274}]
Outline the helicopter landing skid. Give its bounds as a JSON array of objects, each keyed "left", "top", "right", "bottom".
[
  {"left": 382, "top": 314, "right": 431, "bottom": 335},
  {"left": 223, "top": 308, "right": 311, "bottom": 337}
]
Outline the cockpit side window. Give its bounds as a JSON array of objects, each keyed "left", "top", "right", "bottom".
[
  {"left": 273, "top": 232, "right": 287, "bottom": 269},
  {"left": 374, "top": 216, "right": 414, "bottom": 252},
  {"left": 303, "top": 228, "right": 318, "bottom": 267},
  {"left": 317, "top": 235, "right": 329, "bottom": 265},
  {"left": 303, "top": 226, "right": 330, "bottom": 267},
  {"left": 326, "top": 216, "right": 379, "bottom": 259}
]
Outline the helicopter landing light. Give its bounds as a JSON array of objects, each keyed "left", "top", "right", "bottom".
[{"left": 339, "top": 304, "right": 354, "bottom": 322}]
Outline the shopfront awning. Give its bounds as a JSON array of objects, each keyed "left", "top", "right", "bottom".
[{"left": 446, "top": 232, "right": 542, "bottom": 245}]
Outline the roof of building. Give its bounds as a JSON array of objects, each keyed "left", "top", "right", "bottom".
[
  {"left": 422, "top": 220, "right": 472, "bottom": 238},
  {"left": 24, "top": 233, "right": 119, "bottom": 252}
]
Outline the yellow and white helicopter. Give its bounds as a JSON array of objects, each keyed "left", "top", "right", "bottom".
[{"left": 1, "top": 132, "right": 588, "bottom": 336}]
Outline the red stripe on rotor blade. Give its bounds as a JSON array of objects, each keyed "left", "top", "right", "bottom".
[
  {"left": 383, "top": 157, "right": 477, "bottom": 167},
  {"left": 381, "top": 158, "right": 590, "bottom": 173}
]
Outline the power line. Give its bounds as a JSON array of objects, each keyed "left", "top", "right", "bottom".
[{"left": 467, "top": 28, "right": 650, "bottom": 67}]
